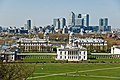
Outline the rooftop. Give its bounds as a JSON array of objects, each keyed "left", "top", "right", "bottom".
[
  {"left": 58, "top": 44, "right": 87, "bottom": 51},
  {"left": 73, "top": 38, "right": 107, "bottom": 43}
]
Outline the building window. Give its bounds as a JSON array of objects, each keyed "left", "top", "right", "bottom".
[
  {"left": 65, "top": 52, "right": 66, "bottom": 55},
  {"left": 60, "top": 52, "right": 62, "bottom": 55},
  {"left": 72, "top": 52, "right": 74, "bottom": 55},
  {"left": 60, "top": 56, "right": 62, "bottom": 59},
  {"left": 84, "top": 56, "right": 86, "bottom": 59},
  {"left": 12, "top": 57, "right": 13, "bottom": 59},
  {"left": 76, "top": 56, "right": 77, "bottom": 59},
  {"left": 74, "top": 56, "right": 76, "bottom": 59},
  {"left": 79, "top": 56, "right": 81, "bottom": 59},
  {"left": 79, "top": 52, "right": 81, "bottom": 55},
  {"left": 72, "top": 56, "right": 73, "bottom": 59},
  {"left": 65, "top": 56, "right": 66, "bottom": 59},
  {"left": 76, "top": 51, "right": 78, "bottom": 55},
  {"left": 84, "top": 52, "right": 86, "bottom": 55}
]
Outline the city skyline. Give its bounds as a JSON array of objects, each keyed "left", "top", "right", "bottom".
[{"left": 0, "top": 0, "right": 120, "bottom": 28}]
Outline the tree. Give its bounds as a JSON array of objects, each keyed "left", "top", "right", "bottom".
[{"left": 0, "top": 62, "right": 35, "bottom": 80}]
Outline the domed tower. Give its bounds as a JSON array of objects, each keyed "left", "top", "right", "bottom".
[
  {"left": 69, "top": 32, "right": 75, "bottom": 44},
  {"left": 44, "top": 32, "right": 49, "bottom": 41}
]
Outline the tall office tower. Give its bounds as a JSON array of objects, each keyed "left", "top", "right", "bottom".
[
  {"left": 53, "top": 19, "right": 57, "bottom": 28},
  {"left": 99, "top": 18, "right": 104, "bottom": 26},
  {"left": 82, "top": 14, "right": 89, "bottom": 27},
  {"left": 0, "top": 26, "right": 2, "bottom": 33},
  {"left": 60, "top": 18, "right": 66, "bottom": 29},
  {"left": 69, "top": 12, "right": 75, "bottom": 26},
  {"left": 99, "top": 18, "right": 108, "bottom": 26},
  {"left": 103, "top": 18, "right": 108, "bottom": 26},
  {"left": 24, "top": 24, "right": 27, "bottom": 30},
  {"left": 27, "top": 20, "right": 31, "bottom": 30},
  {"left": 99, "top": 18, "right": 104, "bottom": 31},
  {"left": 99, "top": 18, "right": 110, "bottom": 32},
  {"left": 75, "top": 18, "right": 84, "bottom": 26},
  {"left": 53, "top": 18, "right": 60, "bottom": 30}
]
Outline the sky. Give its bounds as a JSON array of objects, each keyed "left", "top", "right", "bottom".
[{"left": 0, "top": 0, "right": 120, "bottom": 28}]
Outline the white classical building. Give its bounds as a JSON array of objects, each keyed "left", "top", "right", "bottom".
[
  {"left": 0, "top": 45, "right": 18, "bottom": 62},
  {"left": 69, "top": 32, "right": 107, "bottom": 52},
  {"left": 0, "top": 52, "right": 16, "bottom": 62},
  {"left": 17, "top": 32, "right": 53, "bottom": 52},
  {"left": 56, "top": 45, "right": 87, "bottom": 61},
  {"left": 111, "top": 45, "right": 120, "bottom": 57},
  {"left": 69, "top": 32, "right": 107, "bottom": 46}
]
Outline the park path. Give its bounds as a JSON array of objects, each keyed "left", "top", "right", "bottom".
[{"left": 28, "top": 66, "right": 120, "bottom": 79}]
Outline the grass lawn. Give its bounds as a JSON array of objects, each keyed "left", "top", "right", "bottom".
[
  {"left": 27, "top": 63, "right": 120, "bottom": 80},
  {"left": 96, "top": 58, "right": 120, "bottom": 62}
]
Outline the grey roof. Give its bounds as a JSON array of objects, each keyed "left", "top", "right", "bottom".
[
  {"left": 69, "top": 32, "right": 74, "bottom": 36},
  {"left": 115, "top": 47, "right": 120, "bottom": 49},
  {"left": 59, "top": 47, "right": 87, "bottom": 51},
  {"left": 74, "top": 38, "right": 106, "bottom": 44},
  {"left": 1, "top": 45, "right": 10, "bottom": 50},
  {"left": 44, "top": 32, "right": 49, "bottom": 36}
]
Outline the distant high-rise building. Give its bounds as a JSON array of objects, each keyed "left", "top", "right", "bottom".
[
  {"left": 99, "top": 18, "right": 104, "bottom": 26},
  {"left": 27, "top": 20, "right": 31, "bottom": 30},
  {"left": 0, "top": 26, "right": 2, "bottom": 33},
  {"left": 75, "top": 18, "right": 84, "bottom": 26},
  {"left": 69, "top": 12, "right": 75, "bottom": 26},
  {"left": 103, "top": 18, "right": 108, "bottom": 26},
  {"left": 69, "top": 12, "right": 89, "bottom": 27},
  {"left": 53, "top": 19, "right": 57, "bottom": 28},
  {"left": 53, "top": 18, "right": 60, "bottom": 30},
  {"left": 68, "top": 12, "right": 90, "bottom": 33},
  {"left": 82, "top": 14, "right": 89, "bottom": 27},
  {"left": 60, "top": 18, "right": 66, "bottom": 29},
  {"left": 24, "top": 24, "right": 27, "bottom": 30},
  {"left": 99, "top": 18, "right": 108, "bottom": 26},
  {"left": 99, "top": 18, "right": 111, "bottom": 32},
  {"left": 53, "top": 18, "right": 66, "bottom": 30}
]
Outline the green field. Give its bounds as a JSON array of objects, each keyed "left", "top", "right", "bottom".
[{"left": 27, "top": 63, "right": 120, "bottom": 80}]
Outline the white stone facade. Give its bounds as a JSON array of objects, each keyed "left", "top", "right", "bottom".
[
  {"left": 111, "top": 45, "right": 120, "bottom": 58},
  {"left": 111, "top": 46, "right": 120, "bottom": 54},
  {"left": 56, "top": 46, "right": 87, "bottom": 61},
  {"left": 17, "top": 33, "right": 53, "bottom": 52}
]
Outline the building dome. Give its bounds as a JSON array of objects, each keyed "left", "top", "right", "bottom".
[
  {"left": 44, "top": 32, "right": 49, "bottom": 36},
  {"left": 69, "top": 32, "right": 74, "bottom": 36}
]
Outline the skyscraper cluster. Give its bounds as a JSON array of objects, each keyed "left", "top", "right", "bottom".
[
  {"left": 0, "top": 12, "right": 112, "bottom": 34},
  {"left": 69, "top": 12, "right": 89, "bottom": 27},
  {"left": 99, "top": 18, "right": 111, "bottom": 32},
  {"left": 56, "top": 11, "right": 111, "bottom": 33}
]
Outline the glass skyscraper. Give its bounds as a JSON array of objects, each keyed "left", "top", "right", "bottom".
[
  {"left": 99, "top": 18, "right": 108, "bottom": 26},
  {"left": 69, "top": 12, "right": 89, "bottom": 27},
  {"left": 99, "top": 18, "right": 111, "bottom": 32},
  {"left": 27, "top": 20, "right": 31, "bottom": 30},
  {"left": 82, "top": 14, "right": 89, "bottom": 27},
  {"left": 69, "top": 12, "right": 75, "bottom": 26},
  {"left": 60, "top": 18, "right": 66, "bottom": 29},
  {"left": 53, "top": 18, "right": 66, "bottom": 30}
]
